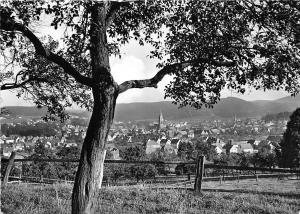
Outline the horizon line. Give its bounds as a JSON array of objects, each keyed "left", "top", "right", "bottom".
[{"left": 2, "top": 94, "right": 298, "bottom": 108}]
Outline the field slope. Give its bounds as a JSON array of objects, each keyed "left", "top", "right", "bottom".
[{"left": 1, "top": 178, "right": 299, "bottom": 214}]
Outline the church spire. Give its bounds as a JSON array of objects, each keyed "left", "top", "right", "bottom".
[{"left": 158, "top": 110, "right": 164, "bottom": 130}]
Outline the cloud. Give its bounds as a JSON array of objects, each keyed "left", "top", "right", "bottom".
[
  {"left": 117, "top": 89, "right": 145, "bottom": 103},
  {"left": 111, "top": 55, "right": 146, "bottom": 84}
]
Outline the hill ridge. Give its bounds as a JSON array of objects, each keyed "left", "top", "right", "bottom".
[{"left": 2, "top": 95, "right": 300, "bottom": 121}]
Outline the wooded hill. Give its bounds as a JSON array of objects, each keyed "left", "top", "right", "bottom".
[{"left": 3, "top": 95, "right": 300, "bottom": 121}]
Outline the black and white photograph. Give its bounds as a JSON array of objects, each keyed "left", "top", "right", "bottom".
[{"left": 0, "top": 0, "right": 300, "bottom": 213}]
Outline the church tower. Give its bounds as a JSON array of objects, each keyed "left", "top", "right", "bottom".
[{"left": 158, "top": 111, "right": 164, "bottom": 130}]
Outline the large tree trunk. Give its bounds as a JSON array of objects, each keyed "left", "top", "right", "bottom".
[
  {"left": 72, "top": 87, "right": 117, "bottom": 214},
  {"left": 72, "top": 3, "right": 117, "bottom": 214}
]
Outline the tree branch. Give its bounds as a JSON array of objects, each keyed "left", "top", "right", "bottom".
[
  {"left": 0, "top": 14, "right": 93, "bottom": 87},
  {"left": 118, "top": 57, "right": 236, "bottom": 94},
  {"left": 1, "top": 77, "right": 47, "bottom": 90}
]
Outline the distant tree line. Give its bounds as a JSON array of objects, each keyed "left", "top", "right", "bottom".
[
  {"left": 1, "top": 122, "right": 59, "bottom": 137},
  {"left": 69, "top": 117, "right": 89, "bottom": 127}
]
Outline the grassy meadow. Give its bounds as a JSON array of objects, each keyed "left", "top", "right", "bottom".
[{"left": 1, "top": 179, "right": 300, "bottom": 214}]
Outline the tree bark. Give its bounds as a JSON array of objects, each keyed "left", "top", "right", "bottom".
[
  {"left": 71, "top": 3, "right": 117, "bottom": 214},
  {"left": 72, "top": 87, "right": 117, "bottom": 214}
]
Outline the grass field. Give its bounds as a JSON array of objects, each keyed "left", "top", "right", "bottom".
[{"left": 1, "top": 178, "right": 300, "bottom": 214}]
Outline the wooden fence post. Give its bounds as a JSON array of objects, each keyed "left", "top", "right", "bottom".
[
  {"left": 194, "top": 155, "right": 205, "bottom": 193},
  {"left": 3, "top": 151, "right": 16, "bottom": 187},
  {"left": 19, "top": 162, "right": 23, "bottom": 184}
]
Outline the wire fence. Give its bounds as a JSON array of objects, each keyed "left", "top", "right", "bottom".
[{"left": 2, "top": 156, "right": 300, "bottom": 191}]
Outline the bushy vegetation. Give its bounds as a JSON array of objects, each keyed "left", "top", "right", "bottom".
[
  {"left": 1, "top": 142, "right": 81, "bottom": 181},
  {"left": 109, "top": 145, "right": 158, "bottom": 182},
  {"left": 1, "top": 184, "right": 299, "bottom": 214}
]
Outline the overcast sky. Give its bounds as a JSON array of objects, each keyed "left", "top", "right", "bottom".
[{"left": 0, "top": 15, "right": 291, "bottom": 107}]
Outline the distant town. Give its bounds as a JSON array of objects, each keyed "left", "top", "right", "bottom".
[{"left": 1, "top": 108, "right": 288, "bottom": 165}]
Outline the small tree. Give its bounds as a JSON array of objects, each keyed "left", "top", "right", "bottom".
[
  {"left": 120, "top": 145, "right": 157, "bottom": 182},
  {"left": 279, "top": 108, "right": 300, "bottom": 168},
  {"left": 257, "top": 151, "right": 277, "bottom": 168},
  {"left": 177, "top": 141, "right": 194, "bottom": 160},
  {"left": 56, "top": 146, "right": 81, "bottom": 180},
  {"left": 147, "top": 150, "right": 167, "bottom": 175},
  {"left": 29, "top": 140, "right": 58, "bottom": 178},
  {"left": 120, "top": 145, "right": 145, "bottom": 161},
  {"left": 193, "top": 139, "right": 217, "bottom": 161},
  {"left": 104, "top": 163, "right": 125, "bottom": 184},
  {"left": 127, "top": 164, "right": 157, "bottom": 182},
  {"left": 238, "top": 152, "right": 253, "bottom": 167}
]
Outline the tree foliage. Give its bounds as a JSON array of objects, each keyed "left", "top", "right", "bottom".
[
  {"left": 118, "top": 145, "right": 157, "bottom": 182},
  {"left": 56, "top": 146, "right": 81, "bottom": 180},
  {"left": 120, "top": 145, "right": 146, "bottom": 161},
  {"left": 126, "top": 164, "right": 157, "bottom": 182},
  {"left": 27, "top": 140, "right": 58, "bottom": 178},
  {"left": 177, "top": 141, "right": 194, "bottom": 160},
  {"left": 103, "top": 163, "right": 125, "bottom": 183},
  {"left": 20, "top": 143, "right": 81, "bottom": 180},
  {"left": 1, "top": 1, "right": 300, "bottom": 117},
  {"left": 279, "top": 108, "right": 300, "bottom": 168},
  {"left": 194, "top": 139, "right": 218, "bottom": 161}
]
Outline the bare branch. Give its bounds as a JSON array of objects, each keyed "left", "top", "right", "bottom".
[
  {"left": 118, "top": 58, "right": 236, "bottom": 94},
  {"left": 0, "top": 14, "right": 93, "bottom": 87}
]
